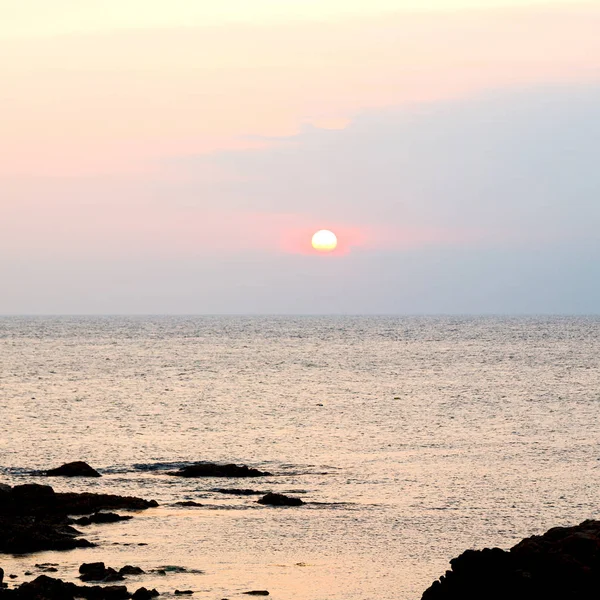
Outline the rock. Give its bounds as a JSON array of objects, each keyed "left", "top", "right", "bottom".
[
  {"left": 74, "top": 512, "right": 133, "bottom": 526},
  {"left": 132, "top": 588, "right": 160, "bottom": 599},
  {"left": 79, "top": 562, "right": 107, "bottom": 575},
  {"left": 119, "top": 566, "right": 145, "bottom": 576},
  {"left": 84, "top": 568, "right": 123, "bottom": 583},
  {"left": 9, "top": 575, "right": 17, "bottom": 579},
  {"left": 213, "top": 489, "right": 265, "bottom": 496},
  {"left": 257, "top": 492, "right": 304, "bottom": 507},
  {"left": 0, "top": 516, "right": 94, "bottom": 554},
  {"left": 15, "top": 575, "right": 130, "bottom": 599},
  {"left": 79, "top": 562, "right": 124, "bottom": 583},
  {"left": 421, "top": 519, "right": 600, "bottom": 600},
  {"left": 45, "top": 461, "right": 102, "bottom": 477},
  {"left": 11, "top": 483, "right": 56, "bottom": 502},
  {"left": 168, "top": 463, "right": 271, "bottom": 478},
  {"left": 0, "top": 567, "right": 3, "bottom": 586},
  {"left": 174, "top": 591, "right": 194, "bottom": 595},
  {"left": 243, "top": 591, "right": 270, "bottom": 596},
  {"left": 55, "top": 492, "right": 158, "bottom": 515},
  {"left": 173, "top": 501, "right": 203, "bottom": 507},
  {"left": 0, "top": 483, "right": 157, "bottom": 517}
]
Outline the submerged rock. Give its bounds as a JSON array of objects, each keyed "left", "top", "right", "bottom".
[
  {"left": 73, "top": 513, "right": 133, "bottom": 526},
  {"left": 45, "top": 461, "right": 102, "bottom": 477},
  {"left": 213, "top": 489, "right": 265, "bottom": 496},
  {"left": 243, "top": 591, "right": 269, "bottom": 596},
  {"left": 173, "top": 501, "right": 203, "bottom": 507},
  {"left": 257, "top": 493, "right": 303, "bottom": 507},
  {"left": 174, "top": 591, "right": 194, "bottom": 596},
  {"left": 119, "top": 566, "right": 145, "bottom": 576},
  {"left": 421, "top": 519, "right": 600, "bottom": 600},
  {"left": 34, "top": 564, "right": 58, "bottom": 573},
  {"left": 169, "top": 463, "right": 271, "bottom": 478}
]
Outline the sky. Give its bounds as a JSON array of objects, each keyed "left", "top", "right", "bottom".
[{"left": 1, "top": 1, "right": 599, "bottom": 314}]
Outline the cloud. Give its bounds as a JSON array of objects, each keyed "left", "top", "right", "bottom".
[
  {"left": 1, "top": 3, "right": 599, "bottom": 176},
  {"left": 168, "top": 82, "right": 600, "bottom": 246},
  {"left": 1, "top": 82, "right": 599, "bottom": 313}
]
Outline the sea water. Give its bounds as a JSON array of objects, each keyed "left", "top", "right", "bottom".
[{"left": 1, "top": 316, "right": 599, "bottom": 599}]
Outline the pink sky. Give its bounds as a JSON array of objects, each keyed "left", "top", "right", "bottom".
[
  {"left": 1, "top": 2, "right": 600, "bottom": 313},
  {"left": 2, "top": 3, "right": 599, "bottom": 178}
]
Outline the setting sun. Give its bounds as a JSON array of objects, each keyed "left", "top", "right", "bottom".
[{"left": 311, "top": 229, "right": 338, "bottom": 252}]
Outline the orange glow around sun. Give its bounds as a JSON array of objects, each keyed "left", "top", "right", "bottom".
[{"left": 311, "top": 229, "right": 338, "bottom": 252}]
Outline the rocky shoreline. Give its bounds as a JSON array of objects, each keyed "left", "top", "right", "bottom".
[
  {"left": 0, "top": 478, "right": 158, "bottom": 554},
  {"left": 0, "top": 461, "right": 302, "bottom": 599},
  {"left": 421, "top": 519, "right": 600, "bottom": 600},
  {"left": 10, "top": 461, "right": 600, "bottom": 599}
]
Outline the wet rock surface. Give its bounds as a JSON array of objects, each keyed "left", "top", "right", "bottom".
[
  {"left": 0, "top": 484, "right": 157, "bottom": 554},
  {"left": 168, "top": 463, "right": 271, "bottom": 478},
  {"left": 45, "top": 462, "right": 102, "bottom": 478},
  {"left": 421, "top": 519, "right": 600, "bottom": 600},
  {"left": 257, "top": 493, "right": 303, "bottom": 507},
  {"left": 173, "top": 501, "right": 203, "bottom": 507}
]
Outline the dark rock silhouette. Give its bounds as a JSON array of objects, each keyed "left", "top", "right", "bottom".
[
  {"left": 174, "top": 591, "right": 194, "bottom": 595},
  {"left": 257, "top": 493, "right": 303, "bottom": 507},
  {"left": 173, "top": 501, "right": 203, "bottom": 507},
  {"left": 169, "top": 463, "right": 271, "bottom": 478},
  {"left": 2, "top": 484, "right": 157, "bottom": 516},
  {"left": 3, "top": 575, "right": 131, "bottom": 599},
  {"left": 0, "top": 517, "right": 93, "bottom": 554},
  {"left": 131, "top": 588, "right": 159, "bottom": 599},
  {"left": 213, "top": 489, "right": 265, "bottom": 496},
  {"left": 243, "top": 592, "right": 270, "bottom": 596},
  {"left": 421, "top": 519, "right": 600, "bottom": 600},
  {"left": 119, "top": 566, "right": 145, "bottom": 576},
  {"left": 73, "top": 513, "right": 133, "bottom": 526},
  {"left": 79, "top": 563, "right": 124, "bottom": 583},
  {"left": 0, "top": 483, "right": 157, "bottom": 554},
  {"left": 45, "top": 461, "right": 102, "bottom": 477}
]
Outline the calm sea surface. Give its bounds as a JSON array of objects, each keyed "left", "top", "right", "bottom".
[{"left": 1, "top": 316, "right": 600, "bottom": 599}]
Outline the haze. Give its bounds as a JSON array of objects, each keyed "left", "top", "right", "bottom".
[{"left": 1, "top": 1, "right": 599, "bottom": 314}]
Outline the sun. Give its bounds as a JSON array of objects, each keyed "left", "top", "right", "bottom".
[{"left": 311, "top": 229, "right": 338, "bottom": 252}]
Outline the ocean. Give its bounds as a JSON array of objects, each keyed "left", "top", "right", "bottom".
[{"left": 1, "top": 316, "right": 599, "bottom": 599}]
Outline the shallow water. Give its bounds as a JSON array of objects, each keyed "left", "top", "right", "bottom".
[{"left": 1, "top": 316, "right": 600, "bottom": 599}]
